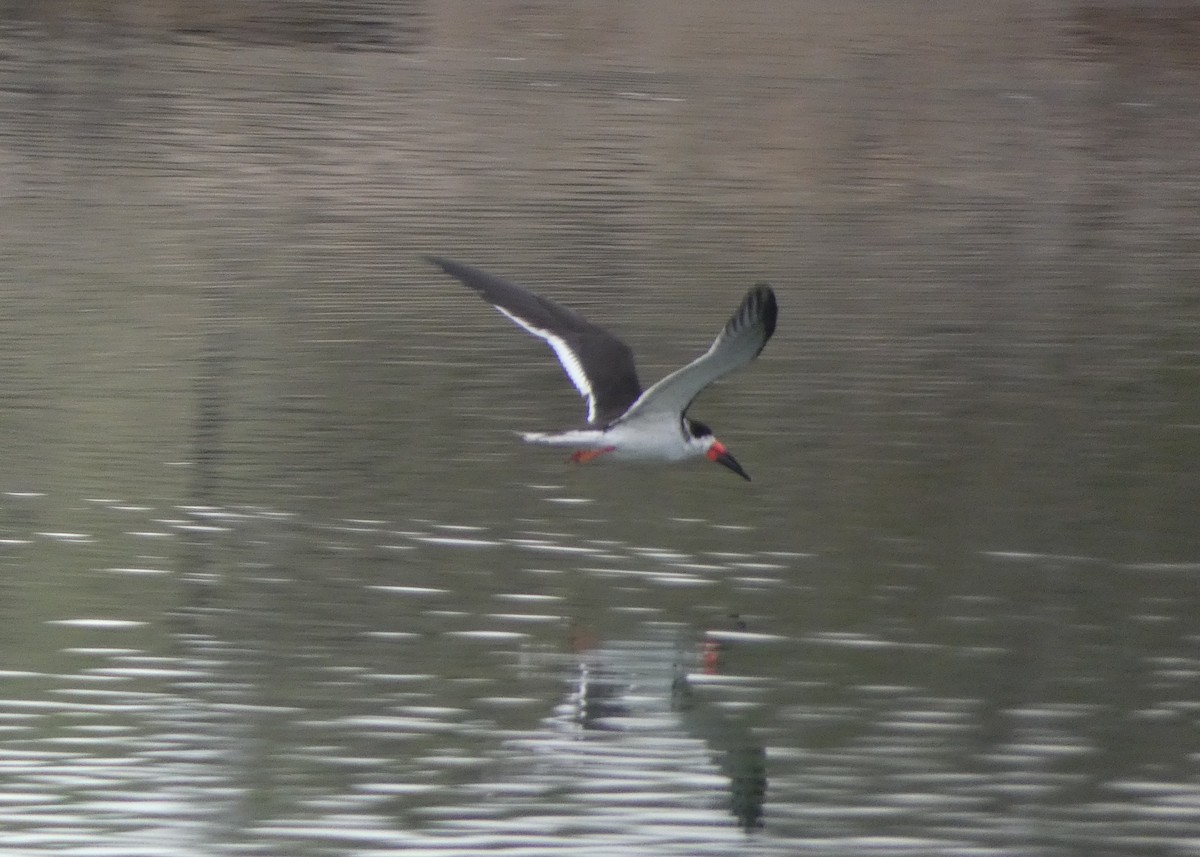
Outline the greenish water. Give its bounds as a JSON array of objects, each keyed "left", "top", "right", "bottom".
[{"left": 1, "top": 3, "right": 1199, "bottom": 854}]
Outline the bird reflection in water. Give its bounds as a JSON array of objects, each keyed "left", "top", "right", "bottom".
[{"left": 564, "top": 622, "right": 767, "bottom": 830}]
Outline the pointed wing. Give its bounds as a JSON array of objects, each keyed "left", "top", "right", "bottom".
[
  {"left": 616, "top": 283, "right": 777, "bottom": 424},
  {"left": 427, "top": 257, "right": 643, "bottom": 424}
]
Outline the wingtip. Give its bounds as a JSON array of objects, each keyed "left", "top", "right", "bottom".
[{"left": 750, "top": 282, "right": 778, "bottom": 340}]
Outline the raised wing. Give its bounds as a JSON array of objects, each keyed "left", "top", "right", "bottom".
[
  {"left": 616, "top": 283, "right": 777, "bottom": 424},
  {"left": 427, "top": 257, "right": 643, "bottom": 424}
]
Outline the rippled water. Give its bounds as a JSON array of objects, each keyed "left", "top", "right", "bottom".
[
  {"left": 2, "top": 2, "right": 1200, "bottom": 854},
  {"left": 5, "top": 498, "right": 1200, "bottom": 854}
]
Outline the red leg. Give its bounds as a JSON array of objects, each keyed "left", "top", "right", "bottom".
[{"left": 569, "top": 446, "right": 616, "bottom": 464}]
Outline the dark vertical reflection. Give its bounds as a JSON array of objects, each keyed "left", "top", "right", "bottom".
[
  {"left": 189, "top": 329, "right": 234, "bottom": 510},
  {"left": 177, "top": 279, "right": 238, "bottom": 624},
  {"left": 673, "top": 664, "right": 768, "bottom": 830}
]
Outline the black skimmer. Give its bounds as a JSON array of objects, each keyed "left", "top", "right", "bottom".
[{"left": 427, "top": 257, "right": 777, "bottom": 481}]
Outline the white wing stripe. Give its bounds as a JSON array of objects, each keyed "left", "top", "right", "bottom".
[{"left": 496, "top": 306, "right": 597, "bottom": 422}]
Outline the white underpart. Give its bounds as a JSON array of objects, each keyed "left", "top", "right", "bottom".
[
  {"left": 496, "top": 306, "right": 596, "bottom": 423},
  {"left": 522, "top": 418, "right": 712, "bottom": 462}
]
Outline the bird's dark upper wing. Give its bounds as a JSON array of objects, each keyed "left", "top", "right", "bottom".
[{"left": 427, "top": 256, "right": 643, "bottom": 424}]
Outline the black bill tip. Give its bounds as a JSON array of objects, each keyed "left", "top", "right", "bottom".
[{"left": 710, "top": 445, "right": 751, "bottom": 481}]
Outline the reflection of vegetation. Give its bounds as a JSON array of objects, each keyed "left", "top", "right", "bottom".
[
  {"left": 1074, "top": 4, "right": 1200, "bottom": 67},
  {"left": 3, "top": 1, "right": 423, "bottom": 49},
  {"left": 1161, "top": 332, "right": 1200, "bottom": 423}
]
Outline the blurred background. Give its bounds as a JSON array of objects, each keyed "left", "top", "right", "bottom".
[{"left": 1, "top": 1, "right": 1198, "bottom": 854}]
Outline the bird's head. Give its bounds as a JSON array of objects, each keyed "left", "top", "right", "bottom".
[{"left": 686, "top": 419, "right": 751, "bottom": 481}]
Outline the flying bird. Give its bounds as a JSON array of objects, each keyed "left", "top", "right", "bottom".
[{"left": 427, "top": 256, "right": 777, "bottom": 481}]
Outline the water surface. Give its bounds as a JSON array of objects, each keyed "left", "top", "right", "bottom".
[{"left": 2, "top": 2, "right": 1199, "bottom": 854}]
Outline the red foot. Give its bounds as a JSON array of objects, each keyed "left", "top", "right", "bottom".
[
  {"left": 569, "top": 446, "right": 616, "bottom": 464},
  {"left": 702, "top": 639, "right": 723, "bottom": 673}
]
